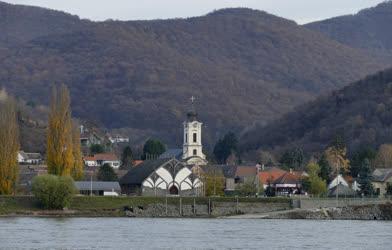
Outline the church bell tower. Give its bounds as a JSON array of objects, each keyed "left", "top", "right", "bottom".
[{"left": 182, "top": 96, "right": 207, "bottom": 166}]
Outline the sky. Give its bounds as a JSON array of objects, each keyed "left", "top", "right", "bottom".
[{"left": 2, "top": 0, "right": 387, "bottom": 24}]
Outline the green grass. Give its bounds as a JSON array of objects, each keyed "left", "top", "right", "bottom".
[{"left": 0, "top": 195, "right": 291, "bottom": 216}]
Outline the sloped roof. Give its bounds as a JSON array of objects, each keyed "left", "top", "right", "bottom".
[
  {"left": 235, "top": 166, "right": 257, "bottom": 177},
  {"left": 159, "top": 148, "right": 183, "bottom": 160},
  {"left": 75, "top": 181, "right": 121, "bottom": 191},
  {"left": 273, "top": 172, "right": 300, "bottom": 185},
  {"left": 372, "top": 168, "right": 392, "bottom": 182},
  {"left": 120, "top": 158, "right": 178, "bottom": 185},
  {"left": 328, "top": 183, "right": 356, "bottom": 197},
  {"left": 259, "top": 167, "right": 287, "bottom": 184},
  {"left": 84, "top": 153, "right": 119, "bottom": 162}
]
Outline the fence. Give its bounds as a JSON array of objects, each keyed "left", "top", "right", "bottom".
[{"left": 294, "top": 197, "right": 392, "bottom": 209}]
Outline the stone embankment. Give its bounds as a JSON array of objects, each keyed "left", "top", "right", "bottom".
[
  {"left": 265, "top": 203, "right": 392, "bottom": 220},
  {"left": 125, "top": 201, "right": 290, "bottom": 217}
]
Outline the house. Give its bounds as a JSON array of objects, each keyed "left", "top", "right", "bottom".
[
  {"left": 83, "top": 153, "right": 121, "bottom": 169},
  {"left": 234, "top": 166, "right": 258, "bottom": 184},
  {"left": 372, "top": 168, "right": 392, "bottom": 197},
  {"left": 328, "top": 183, "right": 357, "bottom": 197},
  {"left": 18, "top": 151, "right": 43, "bottom": 165},
  {"left": 119, "top": 158, "right": 203, "bottom": 196},
  {"left": 328, "top": 174, "right": 349, "bottom": 190},
  {"left": 273, "top": 172, "right": 302, "bottom": 195},
  {"left": 259, "top": 167, "right": 287, "bottom": 189},
  {"left": 74, "top": 181, "right": 121, "bottom": 196},
  {"left": 108, "top": 135, "right": 130, "bottom": 144}
]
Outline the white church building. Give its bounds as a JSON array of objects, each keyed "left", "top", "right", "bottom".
[{"left": 119, "top": 97, "right": 207, "bottom": 196}]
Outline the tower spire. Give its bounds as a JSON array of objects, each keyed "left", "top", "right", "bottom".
[{"left": 187, "top": 96, "right": 198, "bottom": 121}]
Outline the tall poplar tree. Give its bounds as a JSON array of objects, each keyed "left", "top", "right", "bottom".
[
  {"left": 0, "top": 93, "right": 19, "bottom": 194},
  {"left": 47, "top": 84, "right": 74, "bottom": 176},
  {"left": 71, "top": 122, "right": 83, "bottom": 180}
]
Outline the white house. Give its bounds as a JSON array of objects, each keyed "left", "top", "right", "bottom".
[
  {"left": 18, "top": 151, "right": 43, "bottom": 165},
  {"left": 83, "top": 153, "right": 121, "bottom": 169},
  {"left": 328, "top": 174, "right": 349, "bottom": 190}
]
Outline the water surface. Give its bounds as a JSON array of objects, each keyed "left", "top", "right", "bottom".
[{"left": 0, "top": 218, "right": 391, "bottom": 249}]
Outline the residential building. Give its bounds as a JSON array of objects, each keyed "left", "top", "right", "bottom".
[
  {"left": 372, "top": 168, "right": 392, "bottom": 197},
  {"left": 18, "top": 151, "right": 43, "bottom": 165},
  {"left": 83, "top": 153, "right": 121, "bottom": 169}
]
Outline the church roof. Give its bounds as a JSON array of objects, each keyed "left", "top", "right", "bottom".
[
  {"left": 119, "top": 158, "right": 170, "bottom": 185},
  {"left": 159, "top": 149, "right": 183, "bottom": 160}
]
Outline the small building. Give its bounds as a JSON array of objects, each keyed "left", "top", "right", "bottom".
[
  {"left": 74, "top": 181, "right": 121, "bottom": 196},
  {"left": 234, "top": 166, "right": 258, "bottom": 184},
  {"left": 108, "top": 135, "right": 130, "bottom": 144},
  {"left": 83, "top": 153, "right": 121, "bottom": 169},
  {"left": 259, "top": 167, "right": 287, "bottom": 189},
  {"left": 119, "top": 158, "right": 203, "bottom": 196},
  {"left": 372, "top": 168, "right": 392, "bottom": 197},
  {"left": 328, "top": 183, "right": 357, "bottom": 198},
  {"left": 18, "top": 151, "right": 43, "bottom": 165},
  {"left": 328, "top": 174, "right": 349, "bottom": 190},
  {"left": 273, "top": 172, "right": 301, "bottom": 195}
]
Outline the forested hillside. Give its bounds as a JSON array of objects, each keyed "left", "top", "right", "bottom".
[
  {"left": 305, "top": 1, "right": 392, "bottom": 61},
  {"left": 0, "top": 1, "right": 388, "bottom": 147},
  {"left": 240, "top": 68, "right": 392, "bottom": 155}
]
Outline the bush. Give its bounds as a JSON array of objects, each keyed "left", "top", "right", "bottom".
[{"left": 32, "top": 175, "right": 76, "bottom": 209}]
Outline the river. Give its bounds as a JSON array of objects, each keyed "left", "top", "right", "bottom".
[{"left": 0, "top": 218, "right": 391, "bottom": 249}]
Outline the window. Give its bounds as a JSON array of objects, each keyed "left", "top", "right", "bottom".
[
  {"left": 185, "top": 133, "right": 188, "bottom": 143},
  {"left": 193, "top": 149, "right": 197, "bottom": 156},
  {"left": 193, "top": 133, "right": 197, "bottom": 143}
]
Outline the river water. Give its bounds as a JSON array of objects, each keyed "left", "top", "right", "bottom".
[{"left": 0, "top": 218, "right": 391, "bottom": 249}]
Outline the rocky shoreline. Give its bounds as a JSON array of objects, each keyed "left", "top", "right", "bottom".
[{"left": 264, "top": 203, "right": 392, "bottom": 220}]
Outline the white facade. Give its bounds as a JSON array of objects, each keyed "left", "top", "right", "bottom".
[
  {"left": 328, "top": 175, "right": 349, "bottom": 190},
  {"left": 182, "top": 119, "right": 207, "bottom": 166}
]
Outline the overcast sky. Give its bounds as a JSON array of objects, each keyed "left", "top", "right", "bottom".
[{"left": 2, "top": 0, "right": 387, "bottom": 24}]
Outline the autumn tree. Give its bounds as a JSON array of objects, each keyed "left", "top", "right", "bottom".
[
  {"left": 47, "top": 84, "right": 74, "bottom": 176},
  {"left": 375, "top": 144, "right": 392, "bottom": 168},
  {"left": 0, "top": 93, "right": 20, "bottom": 194},
  {"left": 325, "top": 136, "right": 350, "bottom": 176},
  {"left": 71, "top": 122, "right": 83, "bottom": 180},
  {"left": 202, "top": 167, "right": 225, "bottom": 196},
  {"left": 306, "top": 162, "right": 327, "bottom": 197}
]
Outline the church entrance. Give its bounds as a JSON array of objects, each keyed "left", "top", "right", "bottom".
[{"left": 169, "top": 185, "right": 179, "bottom": 195}]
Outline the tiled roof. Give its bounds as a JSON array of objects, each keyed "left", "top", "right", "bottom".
[
  {"left": 235, "top": 166, "right": 257, "bottom": 177},
  {"left": 259, "top": 167, "right": 287, "bottom": 184},
  {"left": 273, "top": 172, "right": 300, "bottom": 185}
]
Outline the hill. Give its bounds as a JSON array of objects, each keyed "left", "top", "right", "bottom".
[
  {"left": 305, "top": 1, "right": 392, "bottom": 60},
  {"left": 0, "top": 2, "right": 388, "bottom": 147},
  {"left": 240, "top": 68, "right": 392, "bottom": 155}
]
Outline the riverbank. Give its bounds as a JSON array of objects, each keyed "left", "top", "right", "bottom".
[
  {"left": 0, "top": 196, "right": 291, "bottom": 217},
  {"left": 226, "top": 203, "right": 392, "bottom": 220}
]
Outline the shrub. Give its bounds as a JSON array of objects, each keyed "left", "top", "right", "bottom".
[{"left": 32, "top": 175, "right": 76, "bottom": 209}]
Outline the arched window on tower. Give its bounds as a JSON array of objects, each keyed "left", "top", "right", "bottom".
[
  {"left": 185, "top": 133, "right": 188, "bottom": 143},
  {"left": 193, "top": 133, "right": 197, "bottom": 143},
  {"left": 193, "top": 149, "right": 197, "bottom": 156}
]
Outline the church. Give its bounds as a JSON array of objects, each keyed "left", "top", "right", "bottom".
[{"left": 119, "top": 97, "right": 207, "bottom": 196}]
